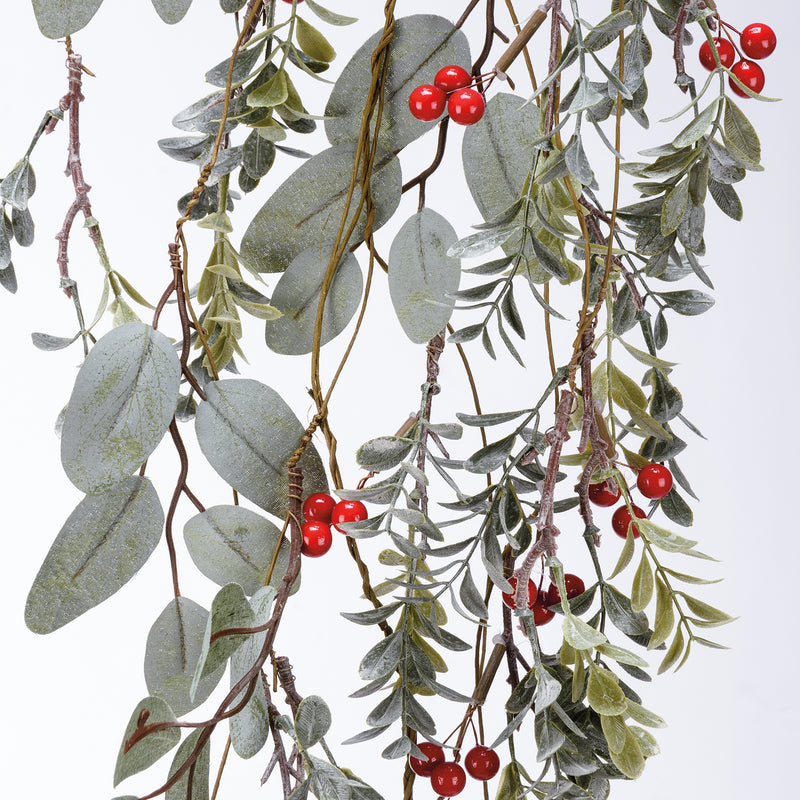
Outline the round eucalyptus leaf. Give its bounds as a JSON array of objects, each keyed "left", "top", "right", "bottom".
[
  {"left": 183, "top": 505, "right": 296, "bottom": 596},
  {"left": 144, "top": 597, "right": 225, "bottom": 717},
  {"left": 240, "top": 144, "right": 401, "bottom": 273},
  {"left": 32, "top": 0, "right": 105, "bottom": 39},
  {"left": 388, "top": 208, "right": 460, "bottom": 344},
  {"left": 150, "top": 0, "right": 193, "bottom": 24},
  {"left": 61, "top": 322, "right": 181, "bottom": 495},
  {"left": 25, "top": 476, "right": 164, "bottom": 634},
  {"left": 325, "top": 15, "right": 471, "bottom": 152},
  {"left": 165, "top": 729, "right": 210, "bottom": 800},
  {"left": 264, "top": 246, "right": 362, "bottom": 355},
  {"left": 195, "top": 379, "right": 328, "bottom": 517}
]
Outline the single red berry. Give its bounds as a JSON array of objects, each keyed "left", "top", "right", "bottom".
[
  {"left": 281, "top": 0, "right": 304, "bottom": 3},
  {"left": 330, "top": 499, "right": 368, "bottom": 533},
  {"left": 302, "top": 492, "right": 336, "bottom": 523},
  {"left": 611, "top": 504, "right": 646, "bottom": 539},
  {"left": 434, "top": 65, "right": 472, "bottom": 93},
  {"left": 430, "top": 762, "right": 467, "bottom": 797},
  {"left": 698, "top": 37, "right": 736, "bottom": 70},
  {"left": 547, "top": 574, "right": 586, "bottom": 606},
  {"left": 301, "top": 521, "right": 332, "bottom": 557},
  {"left": 408, "top": 742, "right": 445, "bottom": 777},
  {"left": 464, "top": 745, "right": 500, "bottom": 781},
  {"left": 729, "top": 60, "right": 766, "bottom": 97},
  {"left": 531, "top": 590, "right": 556, "bottom": 626},
  {"left": 588, "top": 480, "right": 621, "bottom": 507},
  {"left": 501, "top": 575, "right": 536, "bottom": 610},
  {"left": 637, "top": 463, "right": 673, "bottom": 500},
  {"left": 447, "top": 88, "right": 485, "bottom": 125},
  {"left": 408, "top": 84, "right": 447, "bottom": 121},
  {"left": 740, "top": 23, "right": 777, "bottom": 59}
]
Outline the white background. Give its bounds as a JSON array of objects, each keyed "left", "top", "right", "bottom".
[{"left": 1, "top": 1, "right": 797, "bottom": 799}]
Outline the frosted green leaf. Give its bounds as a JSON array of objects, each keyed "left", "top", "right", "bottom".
[
  {"left": 61, "top": 322, "right": 180, "bottom": 495},
  {"left": 631, "top": 550, "right": 654, "bottom": 612},
  {"left": 184, "top": 505, "right": 295, "bottom": 596},
  {"left": 637, "top": 518, "right": 698, "bottom": 553},
  {"left": 25, "top": 476, "right": 163, "bottom": 634},
  {"left": 150, "top": 0, "right": 193, "bottom": 24},
  {"left": 587, "top": 667, "right": 627, "bottom": 716},
  {"left": 595, "top": 642, "right": 648, "bottom": 669},
  {"left": 388, "top": 209, "right": 460, "bottom": 344},
  {"left": 113, "top": 696, "right": 180, "bottom": 786},
  {"left": 325, "top": 15, "right": 470, "bottom": 151},
  {"left": 264, "top": 246, "right": 362, "bottom": 355},
  {"left": 563, "top": 614, "right": 607, "bottom": 650},
  {"left": 145, "top": 597, "right": 225, "bottom": 716},
  {"left": 191, "top": 583, "right": 255, "bottom": 701},
  {"left": 609, "top": 727, "right": 645, "bottom": 778},
  {"left": 625, "top": 699, "right": 666, "bottom": 728},
  {"left": 600, "top": 714, "right": 627, "bottom": 755},
  {"left": 230, "top": 587, "right": 276, "bottom": 758},
  {"left": 359, "top": 631, "right": 403, "bottom": 681},
  {"left": 723, "top": 98, "right": 761, "bottom": 166},
  {"left": 295, "top": 696, "right": 332, "bottom": 749},
  {"left": 356, "top": 436, "right": 413, "bottom": 471},
  {"left": 296, "top": 17, "right": 335, "bottom": 62},
  {"left": 195, "top": 379, "right": 328, "bottom": 517},
  {"left": 240, "top": 145, "right": 401, "bottom": 273},
  {"left": 165, "top": 729, "right": 209, "bottom": 800},
  {"left": 32, "top": 0, "right": 105, "bottom": 39},
  {"left": 305, "top": 0, "right": 357, "bottom": 26}
]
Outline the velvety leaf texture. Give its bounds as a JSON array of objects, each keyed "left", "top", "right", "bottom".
[
  {"left": 195, "top": 379, "right": 328, "bottom": 517},
  {"left": 165, "top": 729, "right": 210, "bottom": 800},
  {"left": 264, "top": 245, "right": 363, "bottom": 355},
  {"left": 324, "top": 15, "right": 470, "bottom": 152},
  {"left": 240, "top": 145, "right": 401, "bottom": 273},
  {"left": 25, "top": 476, "right": 164, "bottom": 634},
  {"left": 388, "top": 208, "right": 460, "bottom": 344},
  {"left": 61, "top": 322, "right": 181, "bottom": 495},
  {"left": 150, "top": 0, "right": 193, "bottom": 24},
  {"left": 32, "top": 0, "right": 105, "bottom": 39}
]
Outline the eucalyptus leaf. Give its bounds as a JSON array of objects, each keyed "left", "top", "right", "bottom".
[
  {"left": 165, "top": 729, "right": 210, "bottom": 800},
  {"left": 195, "top": 379, "right": 328, "bottom": 517},
  {"left": 26, "top": 476, "right": 163, "bottom": 634},
  {"left": 295, "top": 695, "right": 332, "bottom": 749},
  {"left": 150, "top": 0, "right": 193, "bottom": 24},
  {"left": 31, "top": 1, "right": 105, "bottom": 39}
]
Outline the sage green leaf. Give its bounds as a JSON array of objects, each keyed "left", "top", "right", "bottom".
[
  {"left": 656, "top": 288, "right": 714, "bottom": 316},
  {"left": 536, "top": 712, "right": 566, "bottom": 761},
  {"left": 248, "top": 69, "right": 290, "bottom": 109},
  {"left": 609, "top": 727, "right": 645, "bottom": 779},
  {"left": 0, "top": 158, "right": 33, "bottom": 211},
  {"left": 240, "top": 145, "right": 401, "bottom": 273},
  {"left": 600, "top": 714, "right": 627, "bottom": 755},
  {"left": 631, "top": 550, "right": 654, "bottom": 612},
  {"left": 662, "top": 567, "right": 721, "bottom": 585},
  {"left": 596, "top": 642, "right": 648, "bottom": 669},
  {"left": 649, "top": 576, "right": 675, "bottom": 650},
  {"left": 636, "top": 218, "right": 675, "bottom": 256},
  {"left": 220, "top": 1, "right": 247, "bottom": 13},
  {"left": 625, "top": 699, "right": 666, "bottom": 728},
  {"left": 242, "top": 130, "right": 276, "bottom": 179},
  {"left": 324, "top": 15, "right": 470, "bottom": 151},
  {"left": 462, "top": 93, "right": 539, "bottom": 225},
  {"left": 603, "top": 585, "right": 649, "bottom": 636},
  {"left": 495, "top": 764, "right": 524, "bottom": 800},
  {"left": 61, "top": 322, "right": 180, "bottom": 495},
  {"left": 583, "top": 10, "right": 634, "bottom": 52},
  {"left": 563, "top": 615, "right": 606, "bottom": 650},
  {"left": 679, "top": 593, "right": 734, "bottom": 624},
  {"left": 630, "top": 726, "right": 660, "bottom": 758},
  {"left": 296, "top": 17, "right": 335, "bottom": 62},
  {"left": 708, "top": 177, "right": 743, "bottom": 220},
  {"left": 615, "top": 337, "right": 677, "bottom": 369},
  {"left": 608, "top": 527, "right": 636, "bottom": 579},
  {"left": 165, "top": 729, "right": 209, "bottom": 800},
  {"left": 264, "top": 245, "right": 362, "bottom": 355},
  {"left": 660, "top": 487, "right": 693, "bottom": 527},
  {"left": 359, "top": 631, "right": 403, "bottom": 681},
  {"left": 459, "top": 566, "right": 489, "bottom": 619},
  {"left": 464, "top": 434, "right": 515, "bottom": 473},
  {"left": 388, "top": 208, "right": 460, "bottom": 344},
  {"left": 230, "top": 587, "right": 276, "bottom": 758},
  {"left": 637, "top": 518, "right": 698, "bottom": 553},
  {"left": 587, "top": 667, "right": 627, "bottom": 716},
  {"left": 446, "top": 227, "right": 517, "bottom": 258},
  {"left": 610, "top": 362, "right": 647, "bottom": 411},
  {"left": 195, "top": 379, "right": 328, "bottom": 517},
  {"left": 627, "top": 403, "right": 672, "bottom": 441},
  {"left": 658, "top": 626, "right": 685, "bottom": 673},
  {"left": 32, "top": 0, "right": 104, "bottom": 39},
  {"left": 113, "top": 696, "right": 180, "bottom": 786},
  {"left": 150, "top": 0, "right": 193, "bottom": 24},
  {"left": 723, "top": 98, "right": 761, "bottom": 165},
  {"left": 341, "top": 602, "right": 402, "bottom": 626},
  {"left": 660, "top": 180, "right": 689, "bottom": 236},
  {"left": 183, "top": 505, "right": 294, "bottom": 596},
  {"left": 25, "top": 476, "right": 163, "bottom": 634},
  {"left": 145, "top": 597, "right": 225, "bottom": 717},
  {"left": 357, "top": 436, "right": 413, "bottom": 471},
  {"left": 672, "top": 99, "right": 718, "bottom": 148},
  {"left": 305, "top": 0, "right": 356, "bottom": 26},
  {"left": 295, "top": 696, "right": 332, "bottom": 749},
  {"left": 191, "top": 583, "right": 255, "bottom": 700}
]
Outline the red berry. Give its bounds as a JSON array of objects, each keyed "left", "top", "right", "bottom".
[
  {"left": 588, "top": 480, "right": 621, "bottom": 507},
  {"left": 434, "top": 65, "right": 472, "bottom": 93},
  {"left": 281, "top": 0, "right": 304, "bottom": 3},
  {"left": 330, "top": 499, "right": 368, "bottom": 533},
  {"left": 301, "top": 521, "right": 332, "bottom": 557},
  {"left": 302, "top": 492, "right": 336, "bottom": 523},
  {"left": 611, "top": 504, "right": 646, "bottom": 539},
  {"left": 740, "top": 23, "right": 777, "bottom": 59},
  {"left": 464, "top": 745, "right": 500, "bottom": 781},
  {"left": 531, "top": 590, "right": 556, "bottom": 626},
  {"left": 408, "top": 84, "right": 447, "bottom": 121},
  {"left": 547, "top": 574, "right": 586, "bottom": 606},
  {"left": 637, "top": 464, "right": 673, "bottom": 500},
  {"left": 408, "top": 742, "right": 445, "bottom": 777},
  {"left": 729, "top": 60, "right": 766, "bottom": 97},
  {"left": 501, "top": 575, "right": 536, "bottom": 610},
  {"left": 698, "top": 37, "right": 736, "bottom": 70},
  {"left": 447, "top": 88, "right": 485, "bottom": 125},
  {"left": 430, "top": 762, "right": 467, "bottom": 797}
]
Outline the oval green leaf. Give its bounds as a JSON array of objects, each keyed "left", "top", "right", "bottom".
[
  {"left": 150, "top": 0, "right": 193, "bottom": 24},
  {"left": 32, "top": 0, "right": 105, "bottom": 38}
]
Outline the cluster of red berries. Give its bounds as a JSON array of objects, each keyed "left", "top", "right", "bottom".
[
  {"left": 501, "top": 572, "right": 586, "bottom": 625},
  {"left": 408, "top": 65, "right": 486, "bottom": 126},
  {"left": 409, "top": 743, "right": 500, "bottom": 796},
  {"left": 589, "top": 463, "right": 673, "bottom": 540},
  {"left": 300, "top": 493, "right": 368, "bottom": 557},
  {"left": 699, "top": 21, "right": 777, "bottom": 97}
]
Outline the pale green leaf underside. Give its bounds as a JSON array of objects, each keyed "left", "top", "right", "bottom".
[{"left": 32, "top": 0, "right": 105, "bottom": 39}]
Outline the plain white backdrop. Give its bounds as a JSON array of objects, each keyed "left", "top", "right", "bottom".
[{"left": 1, "top": 1, "right": 797, "bottom": 798}]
